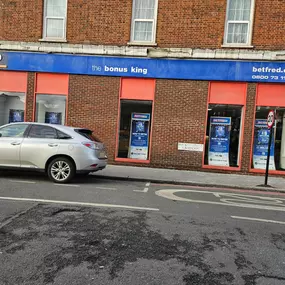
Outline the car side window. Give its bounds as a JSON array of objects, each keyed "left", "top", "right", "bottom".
[
  {"left": 28, "top": 125, "right": 57, "bottom": 139},
  {"left": 57, "top": 130, "right": 72, "bottom": 139},
  {"left": 0, "top": 124, "right": 28, "bottom": 138}
]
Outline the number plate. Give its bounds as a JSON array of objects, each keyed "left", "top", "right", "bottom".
[{"left": 98, "top": 151, "right": 106, "bottom": 159}]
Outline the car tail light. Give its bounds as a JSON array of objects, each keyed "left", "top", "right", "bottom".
[
  {"left": 90, "top": 164, "right": 98, "bottom": 167},
  {"left": 82, "top": 142, "right": 100, "bottom": 150}
]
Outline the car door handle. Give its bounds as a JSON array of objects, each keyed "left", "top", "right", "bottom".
[
  {"left": 48, "top": 143, "right": 58, "bottom": 147},
  {"left": 11, "top": 142, "right": 21, "bottom": 146}
]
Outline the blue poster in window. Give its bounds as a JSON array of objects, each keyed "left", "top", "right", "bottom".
[
  {"left": 9, "top": 109, "right": 24, "bottom": 123},
  {"left": 208, "top": 117, "right": 231, "bottom": 167},
  {"left": 45, "top": 112, "right": 62, "bottom": 125},
  {"left": 129, "top": 113, "right": 150, "bottom": 160},
  {"left": 253, "top": 119, "right": 275, "bottom": 170}
]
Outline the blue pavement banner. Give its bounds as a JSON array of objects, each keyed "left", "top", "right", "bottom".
[
  {"left": 129, "top": 113, "right": 150, "bottom": 160},
  {"left": 3, "top": 51, "right": 285, "bottom": 83},
  {"left": 208, "top": 117, "right": 231, "bottom": 167},
  {"left": 253, "top": 119, "right": 275, "bottom": 170}
]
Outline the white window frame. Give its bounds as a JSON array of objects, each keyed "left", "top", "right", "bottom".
[
  {"left": 223, "top": 0, "right": 255, "bottom": 47},
  {"left": 130, "top": 0, "right": 158, "bottom": 44},
  {"left": 43, "top": 0, "right": 68, "bottom": 41}
]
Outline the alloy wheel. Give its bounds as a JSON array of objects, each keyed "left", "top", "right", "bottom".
[{"left": 50, "top": 161, "right": 71, "bottom": 182}]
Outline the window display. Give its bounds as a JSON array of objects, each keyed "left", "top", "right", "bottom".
[
  {"left": 9, "top": 109, "right": 24, "bottom": 123},
  {"left": 252, "top": 107, "right": 285, "bottom": 171},
  {"left": 0, "top": 92, "right": 25, "bottom": 126},
  {"left": 204, "top": 104, "right": 242, "bottom": 167},
  {"left": 117, "top": 100, "right": 152, "bottom": 160},
  {"left": 35, "top": 94, "right": 66, "bottom": 125}
]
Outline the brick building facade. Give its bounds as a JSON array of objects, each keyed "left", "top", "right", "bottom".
[{"left": 1, "top": 0, "right": 285, "bottom": 175}]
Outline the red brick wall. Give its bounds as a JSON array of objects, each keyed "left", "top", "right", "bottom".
[
  {"left": 151, "top": 80, "right": 209, "bottom": 169},
  {"left": 67, "top": 76, "right": 210, "bottom": 170},
  {"left": 21, "top": 72, "right": 261, "bottom": 173},
  {"left": 67, "top": 76, "right": 259, "bottom": 173},
  {"left": 157, "top": 0, "right": 226, "bottom": 48},
  {"left": 67, "top": 0, "right": 132, "bottom": 45},
  {"left": 1, "top": 0, "right": 285, "bottom": 50},
  {"left": 25, "top": 72, "right": 35, "bottom": 122},
  {"left": 240, "top": 83, "right": 256, "bottom": 173},
  {"left": 67, "top": 75, "right": 120, "bottom": 162},
  {"left": 0, "top": 0, "right": 42, "bottom": 42},
  {"left": 252, "top": 0, "right": 285, "bottom": 50}
]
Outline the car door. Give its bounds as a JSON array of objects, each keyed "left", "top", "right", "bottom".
[
  {"left": 0, "top": 124, "right": 29, "bottom": 167},
  {"left": 20, "top": 124, "right": 60, "bottom": 169}
]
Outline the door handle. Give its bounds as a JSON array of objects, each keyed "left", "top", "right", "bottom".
[
  {"left": 11, "top": 142, "right": 21, "bottom": 146},
  {"left": 48, "top": 143, "right": 58, "bottom": 147}
]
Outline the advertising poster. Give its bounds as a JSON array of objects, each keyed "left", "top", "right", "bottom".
[
  {"left": 208, "top": 117, "right": 231, "bottom": 167},
  {"left": 45, "top": 112, "right": 62, "bottom": 125},
  {"left": 9, "top": 109, "right": 24, "bottom": 123},
  {"left": 129, "top": 113, "right": 150, "bottom": 160},
  {"left": 253, "top": 119, "right": 275, "bottom": 170}
]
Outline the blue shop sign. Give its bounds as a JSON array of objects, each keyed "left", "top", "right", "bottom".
[
  {"left": 0, "top": 52, "right": 8, "bottom": 67},
  {"left": 3, "top": 51, "right": 285, "bottom": 83}
]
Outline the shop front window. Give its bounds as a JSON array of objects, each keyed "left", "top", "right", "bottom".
[
  {"left": 35, "top": 94, "right": 66, "bottom": 125},
  {"left": 204, "top": 104, "right": 243, "bottom": 167},
  {"left": 0, "top": 92, "right": 26, "bottom": 126},
  {"left": 252, "top": 107, "right": 285, "bottom": 171},
  {"left": 117, "top": 100, "right": 152, "bottom": 160}
]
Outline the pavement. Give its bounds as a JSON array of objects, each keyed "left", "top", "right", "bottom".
[{"left": 94, "top": 165, "right": 285, "bottom": 192}]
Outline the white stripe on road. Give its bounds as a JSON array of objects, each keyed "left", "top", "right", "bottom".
[
  {"left": 54, "top": 184, "right": 80, "bottom": 187},
  {"left": 231, "top": 216, "right": 285, "bottom": 225},
  {"left": 95, "top": 187, "right": 117, "bottom": 191},
  {"left": 9, "top": 180, "right": 36, "bottom": 184},
  {"left": 134, "top": 188, "right": 148, "bottom": 193},
  {"left": 134, "top": 182, "right": 150, "bottom": 193},
  {"left": 156, "top": 189, "right": 285, "bottom": 212},
  {"left": 0, "top": 196, "right": 159, "bottom": 211}
]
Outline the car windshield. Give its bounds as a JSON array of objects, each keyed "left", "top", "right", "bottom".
[{"left": 75, "top": 129, "right": 101, "bottom": 142}]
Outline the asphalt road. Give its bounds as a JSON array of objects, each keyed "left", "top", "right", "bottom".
[{"left": 0, "top": 171, "right": 285, "bottom": 285}]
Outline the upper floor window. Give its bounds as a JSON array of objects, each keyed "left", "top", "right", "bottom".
[
  {"left": 43, "top": 0, "right": 67, "bottom": 40},
  {"left": 130, "top": 0, "right": 158, "bottom": 43},
  {"left": 224, "top": 0, "right": 255, "bottom": 46}
]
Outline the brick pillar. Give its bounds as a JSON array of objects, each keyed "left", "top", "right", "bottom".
[
  {"left": 68, "top": 75, "right": 120, "bottom": 163},
  {"left": 25, "top": 72, "right": 35, "bottom": 122},
  {"left": 241, "top": 83, "right": 256, "bottom": 173}
]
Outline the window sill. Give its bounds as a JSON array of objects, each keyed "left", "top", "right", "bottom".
[
  {"left": 39, "top": 38, "right": 67, "bottom": 43},
  {"left": 249, "top": 168, "right": 285, "bottom": 175},
  {"left": 127, "top": 41, "right": 157, "bottom": 47},
  {"left": 221, "top": 44, "right": 254, "bottom": 49},
  {"left": 202, "top": 165, "right": 241, "bottom": 171},
  {"left": 115, "top": 157, "right": 150, "bottom": 164}
]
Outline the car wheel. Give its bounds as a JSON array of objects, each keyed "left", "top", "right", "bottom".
[{"left": 47, "top": 157, "right": 75, "bottom": 183}]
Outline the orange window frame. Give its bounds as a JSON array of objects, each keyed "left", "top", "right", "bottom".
[
  {"left": 115, "top": 78, "right": 156, "bottom": 164},
  {"left": 249, "top": 83, "right": 285, "bottom": 175},
  {"left": 0, "top": 71, "right": 28, "bottom": 121},
  {"left": 33, "top": 73, "right": 69, "bottom": 124},
  {"left": 202, "top": 82, "right": 248, "bottom": 171}
]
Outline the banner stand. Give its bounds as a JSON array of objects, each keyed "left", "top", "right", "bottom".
[
  {"left": 128, "top": 113, "right": 150, "bottom": 160},
  {"left": 208, "top": 117, "right": 231, "bottom": 167}
]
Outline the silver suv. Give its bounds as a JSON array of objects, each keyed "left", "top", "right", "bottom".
[{"left": 0, "top": 123, "right": 107, "bottom": 183}]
